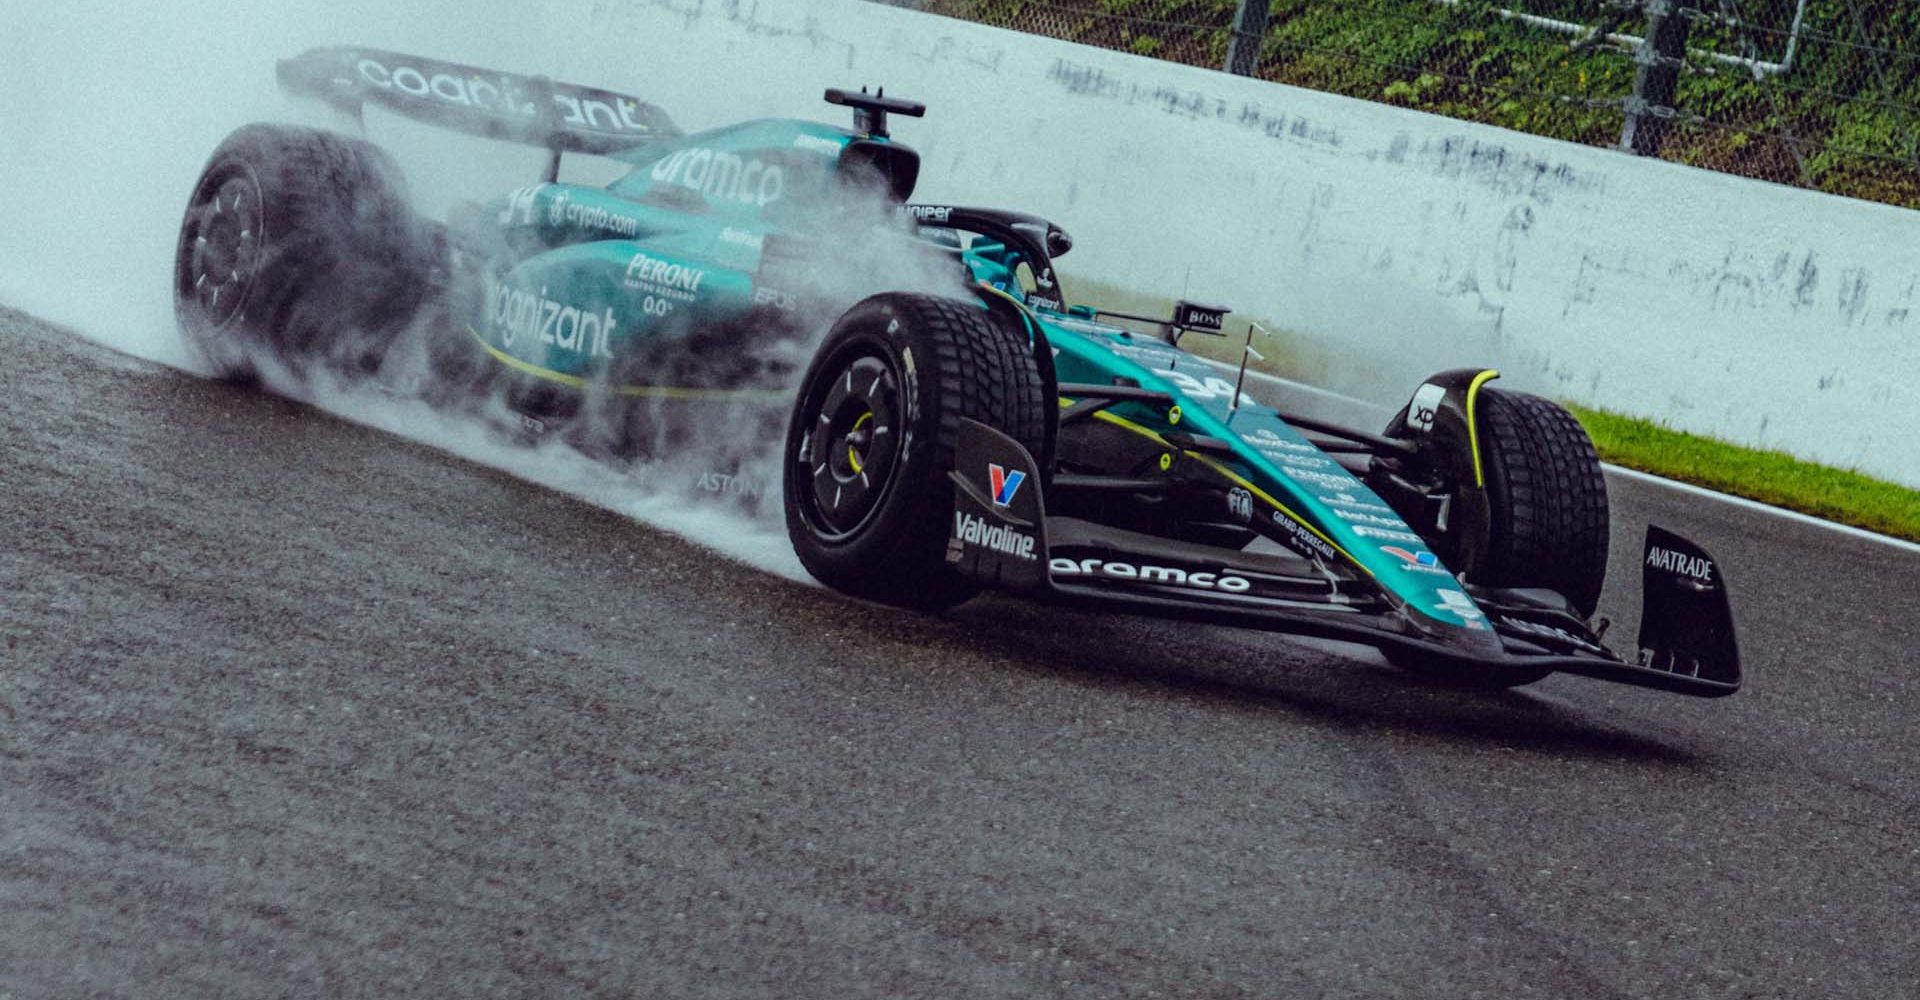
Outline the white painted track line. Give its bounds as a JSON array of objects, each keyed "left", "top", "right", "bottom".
[{"left": 1600, "top": 464, "right": 1920, "bottom": 554}]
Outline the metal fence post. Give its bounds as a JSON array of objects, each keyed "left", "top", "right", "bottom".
[
  {"left": 1225, "top": 0, "right": 1271, "bottom": 76},
  {"left": 1619, "top": 0, "right": 1691, "bottom": 155}
]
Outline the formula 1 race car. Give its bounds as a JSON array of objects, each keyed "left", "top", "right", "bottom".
[{"left": 175, "top": 47, "right": 1741, "bottom": 696}]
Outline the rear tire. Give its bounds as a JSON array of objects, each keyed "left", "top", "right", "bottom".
[
  {"left": 173, "top": 123, "right": 437, "bottom": 380},
  {"left": 784, "top": 293, "right": 1049, "bottom": 610}
]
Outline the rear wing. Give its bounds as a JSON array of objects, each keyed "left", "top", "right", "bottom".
[{"left": 275, "top": 47, "right": 679, "bottom": 156}]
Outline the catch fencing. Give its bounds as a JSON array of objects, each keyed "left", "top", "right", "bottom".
[{"left": 917, "top": 0, "right": 1920, "bottom": 208}]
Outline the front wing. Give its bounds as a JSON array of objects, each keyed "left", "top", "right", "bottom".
[{"left": 947, "top": 420, "right": 1741, "bottom": 698}]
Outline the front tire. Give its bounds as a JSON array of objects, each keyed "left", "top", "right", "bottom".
[
  {"left": 1462, "top": 389, "right": 1611, "bottom": 616},
  {"left": 1375, "top": 386, "right": 1610, "bottom": 688},
  {"left": 784, "top": 293, "right": 1049, "bottom": 610}
]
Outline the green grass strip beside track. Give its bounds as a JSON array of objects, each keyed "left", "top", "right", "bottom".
[{"left": 1565, "top": 404, "right": 1920, "bottom": 544}]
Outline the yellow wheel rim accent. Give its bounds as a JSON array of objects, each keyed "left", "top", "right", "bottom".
[
  {"left": 1159, "top": 453, "right": 1173, "bottom": 471},
  {"left": 848, "top": 411, "right": 873, "bottom": 474},
  {"left": 1168, "top": 405, "right": 1182, "bottom": 425}
]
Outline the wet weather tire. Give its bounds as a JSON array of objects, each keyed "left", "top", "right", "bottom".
[
  {"left": 1468, "top": 389, "right": 1611, "bottom": 618},
  {"left": 173, "top": 124, "right": 435, "bottom": 380},
  {"left": 1379, "top": 387, "right": 1608, "bottom": 689},
  {"left": 784, "top": 293, "right": 1049, "bottom": 610}
]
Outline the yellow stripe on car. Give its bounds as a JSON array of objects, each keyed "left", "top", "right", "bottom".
[
  {"left": 1056, "top": 399, "right": 1373, "bottom": 578},
  {"left": 974, "top": 281, "right": 1036, "bottom": 320},
  {"left": 1464, "top": 369, "right": 1501, "bottom": 488}
]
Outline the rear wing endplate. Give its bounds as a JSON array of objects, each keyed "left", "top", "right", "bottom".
[{"left": 276, "top": 47, "right": 679, "bottom": 156}]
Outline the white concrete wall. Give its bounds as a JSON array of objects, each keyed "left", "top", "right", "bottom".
[
  {"left": 1, "top": 0, "right": 1906, "bottom": 480},
  {"left": 545, "top": 0, "right": 1920, "bottom": 486}
]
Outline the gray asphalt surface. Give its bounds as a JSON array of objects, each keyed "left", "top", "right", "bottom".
[{"left": 3, "top": 306, "right": 1916, "bottom": 999}]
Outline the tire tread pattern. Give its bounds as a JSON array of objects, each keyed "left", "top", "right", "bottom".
[
  {"left": 880, "top": 295, "right": 1048, "bottom": 607},
  {"left": 1477, "top": 389, "right": 1611, "bottom": 616}
]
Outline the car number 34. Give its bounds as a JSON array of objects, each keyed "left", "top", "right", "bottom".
[{"left": 1162, "top": 369, "right": 1255, "bottom": 406}]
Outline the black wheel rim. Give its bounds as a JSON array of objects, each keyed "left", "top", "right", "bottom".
[
  {"left": 179, "top": 169, "right": 263, "bottom": 329},
  {"left": 793, "top": 348, "right": 903, "bottom": 540}
]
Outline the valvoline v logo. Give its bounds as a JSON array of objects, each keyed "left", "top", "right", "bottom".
[{"left": 988, "top": 464, "right": 1027, "bottom": 507}]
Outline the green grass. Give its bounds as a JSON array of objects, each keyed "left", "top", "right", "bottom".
[
  {"left": 1056, "top": 274, "right": 1920, "bottom": 541},
  {"left": 1565, "top": 405, "right": 1920, "bottom": 543}
]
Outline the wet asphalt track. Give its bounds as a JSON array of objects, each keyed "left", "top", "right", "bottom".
[{"left": 3, "top": 307, "right": 1917, "bottom": 999}]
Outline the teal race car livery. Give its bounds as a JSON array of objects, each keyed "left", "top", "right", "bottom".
[{"left": 175, "top": 48, "right": 1741, "bottom": 696}]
